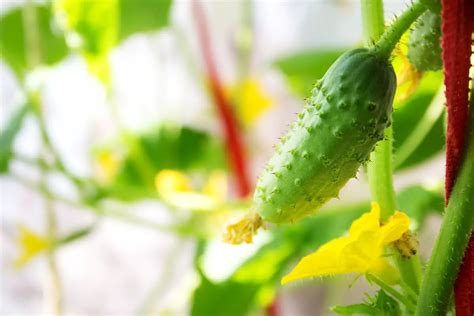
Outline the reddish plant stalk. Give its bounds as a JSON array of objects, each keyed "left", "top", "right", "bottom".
[
  {"left": 192, "top": 0, "right": 252, "bottom": 197},
  {"left": 191, "top": 2, "right": 280, "bottom": 315},
  {"left": 441, "top": 0, "right": 474, "bottom": 314}
]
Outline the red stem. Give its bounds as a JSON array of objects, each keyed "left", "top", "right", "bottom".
[
  {"left": 192, "top": 2, "right": 279, "bottom": 315},
  {"left": 441, "top": 0, "right": 474, "bottom": 314},
  {"left": 192, "top": 0, "right": 251, "bottom": 198}
]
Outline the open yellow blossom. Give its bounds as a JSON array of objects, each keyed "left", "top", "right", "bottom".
[
  {"left": 14, "top": 226, "right": 51, "bottom": 268},
  {"left": 155, "top": 169, "right": 227, "bottom": 211},
  {"left": 281, "top": 203, "right": 410, "bottom": 285},
  {"left": 228, "top": 78, "right": 274, "bottom": 126}
]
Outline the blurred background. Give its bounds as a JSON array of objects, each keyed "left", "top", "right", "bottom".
[{"left": 1, "top": 0, "right": 445, "bottom": 315}]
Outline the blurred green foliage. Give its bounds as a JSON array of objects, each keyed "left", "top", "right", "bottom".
[
  {"left": 113, "top": 124, "right": 227, "bottom": 188},
  {"left": 273, "top": 48, "right": 347, "bottom": 96},
  {"left": 0, "top": 0, "right": 172, "bottom": 81},
  {"left": 0, "top": 103, "right": 30, "bottom": 173},
  {"left": 0, "top": 5, "right": 68, "bottom": 79}
]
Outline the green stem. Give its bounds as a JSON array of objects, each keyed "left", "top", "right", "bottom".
[
  {"left": 416, "top": 98, "right": 474, "bottom": 315},
  {"left": 360, "top": 0, "right": 422, "bottom": 295},
  {"left": 395, "top": 87, "right": 445, "bottom": 169},
  {"left": 368, "top": 127, "right": 397, "bottom": 220},
  {"left": 374, "top": 2, "right": 426, "bottom": 59},
  {"left": 361, "top": 0, "right": 385, "bottom": 46}
]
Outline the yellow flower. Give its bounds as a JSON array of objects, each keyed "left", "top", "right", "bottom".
[
  {"left": 281, "top": 203, "right": 410, "bottom": 285},
  {"left": 94, "top": 149, "right": 121, "bottom": 183},
  {"left": 14, "top": 226, "right": 51, "bottom": 268},
  {"left": 228, "top": 78, "right": 274, "bottom": 126},
  {"left": 393, "top": 45, "right": 422, "bottom": 103},
  {"left": 155, "top": 169, "right": 227, "bottom": 211}
]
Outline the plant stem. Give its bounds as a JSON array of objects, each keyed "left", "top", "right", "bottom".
[
  {"left": 367, "top": 128, "right": 397, "bottom": 220},
  {"left": 373, "top": 2, "right": 426, "bottom": 59},
  {"left": 23, "top": 2, "right": 63, "bottom": 314},
  {"left": 416, "top": 87, "right": 474, "bottom": 316},
  {"left": 44, "top": 197, "right": 63, "bottom": 316},
  {"left": 360, "top": 0, "right": 385, "bottom": 47},
  {"left": 192, "top": 0, "right": 252, "bottom": 197},
  {"left": 361, "top": 0, "right": 422, "bottom": 295}
]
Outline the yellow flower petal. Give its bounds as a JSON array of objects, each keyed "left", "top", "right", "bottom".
[
  {"left": 281, "top": 203, "right": 410, "bottom": 285},
  {"left": 349, "top": 202, "right": 380, "bottom": 237},
  {"left": 155, "top": 170, "right": 192, "bottom": 198},
  {"left": 369, "top": 257, "right": 400, "bottom": 285},
  {"left": 379, "top": 211, "right": 411, "bottom": 245},
  {"left": 229, "top": 78, "right": 274, "bottom": 126},
  {"left": 202, "top": 171, "right": 227, "bottom": 201},
  {"left": 14, "top": 226, "right": 50, "bottom": 268}
]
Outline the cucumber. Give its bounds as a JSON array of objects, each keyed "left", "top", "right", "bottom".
[
  {"left": 407, "top": 11, "right": 442, "bottom": 72},
  {"left": 254, "top": 48, "right": 396, "bottom": 224}
]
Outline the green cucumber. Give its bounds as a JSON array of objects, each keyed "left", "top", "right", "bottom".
[
  {"left": 254, "top": 48, "right": 396, "bottom": 224},
  {"left": 407, "top": 11, "right": 442, "bottom": 72}
]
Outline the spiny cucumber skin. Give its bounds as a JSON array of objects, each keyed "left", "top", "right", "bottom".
[
  {"left": 254, "top": 48, "right": 396, "bottom": 224},
  {"left": 408, "top": 11, "right": 442, "bottom": 72}
]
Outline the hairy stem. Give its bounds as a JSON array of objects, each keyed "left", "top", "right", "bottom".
[
  {"left": 416, "top": 104, "right": 474, "bottom": 315},
  {"left": 373, "top": 2, "right": 426, "bottom": 59},
  {"left": 361, "top": 0, "right": 422, "bottom": 295}
]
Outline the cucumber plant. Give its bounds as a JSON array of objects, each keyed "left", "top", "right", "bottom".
[{"left": 408, "top": 10, "right": 442, "bottom": 72}]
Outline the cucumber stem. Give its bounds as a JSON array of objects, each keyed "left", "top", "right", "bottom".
[
  {"left": 415, "top": 86, "right": 474, "bottom": 316},
  {"left": 361, "top": 0, "right": 423, "bottom": 296},
  {"left": 373, "top": 2, "right": 427, "bottom": 59}
]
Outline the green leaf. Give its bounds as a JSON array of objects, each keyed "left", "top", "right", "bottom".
[
  {"left": 373, "top": 290, "right": 401, "bottom": 316},
  {"left": 113, "top": 124, "right": 226, "bottom": 188},
  {"left": 57, "top": 225, "right": 95, "bottom": 245},
  {"left": 191, "top": 275, "right": 260, "bottom": 316},
  {"left": 396, "top": 185, "right": 443, "bottom": 231},
  {"left": 0, "top": 4, "right": 69, "bottom": 79},
  {"left": 332, "top": 303, "right": 377, "bottom": 315},
  {"left": 393, "top": 72, "right": 444, "bottom": 170},
  {"left": 272, "top": 48, "right": 347, "bottom": 96},
  {"left": 54, "top": 0, "right": 119, "bottom": 84},
  {"left": 0, "top": 104, "right": 30, "bottom": 173},
  {"left": 118, "top": 0, "right": 172, "bottom": 41},
  {"left": 332, "top": 290, "right": 401, "bottom": 316}
]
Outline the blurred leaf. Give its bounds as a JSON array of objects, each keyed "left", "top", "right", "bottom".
[
  {"left": 273, "top": 48, "right": 347, "bottom": 96},
  {"left": 0, "top": 4, "right": 69, "bottom": 79},
  {"left": 118, "top": 0, "right": 172, "bottom": 41},
  {"left": 54, "top": 0, "right": 118, "bottom": 84},
  {"left": 332, "top": 303, "right": 376, "bottom": 315},
  {"left": 397, "top": 185, "right": 443, "bottom": 231},
  {"left": 0, "top": 104, "right": 29, "bottom": 173},
  {"left": 393, "top": 72, "right": 444, "bottom": 170},
  {"left": 113, "top": 124, "right": 226, "bottom": 189},
  {"left": 57, "top": 225, "right": 95, "bottom": 245},
  {"left": 191, "top": 275, "right": 260, "bottom": 316},
  {"left": 332, "top": 290, "right": 401, "bottom": 315}
]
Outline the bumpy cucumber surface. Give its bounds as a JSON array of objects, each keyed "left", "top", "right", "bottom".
[
  {"left": 254, "top": 48, "right": 396, "bottom": 224},
  {"left": 408, "top": 11, "right": 442, "bottom": 72}
]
